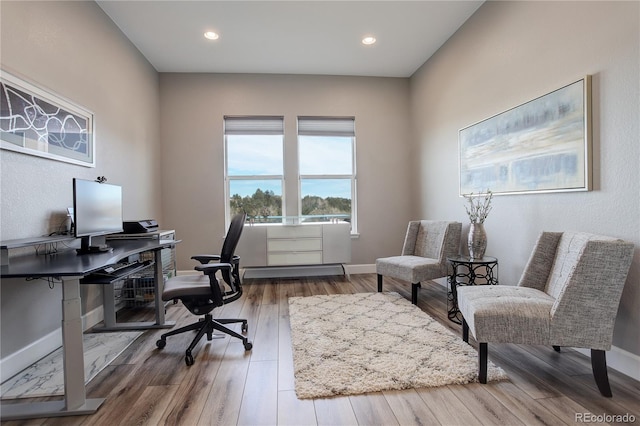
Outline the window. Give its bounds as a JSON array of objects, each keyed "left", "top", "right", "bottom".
[
  {"left": 223, "top": 116, "right": 357, "bottom": 233},
  {"left": 224, "top": 116, "right": 284, "bottom": 224},
  {"left": 298, "top": 117, "right": 357, "bottom": 232}
]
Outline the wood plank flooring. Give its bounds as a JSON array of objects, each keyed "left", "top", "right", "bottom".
[{"left": 3, "top": 274, "right": 639, "bottom": 425}]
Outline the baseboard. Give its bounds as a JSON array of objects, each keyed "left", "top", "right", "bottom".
[
  {"left": 0, "top": 329, "right": 61, "bottom": 384},
  {"left": 0, "top": 305, "right": 104, "bottom": 384},
  {"left": 83, "top": 305, "right": 104, "bottom": 331},
  {"left": 573, "top": 346, "right": 640, "bottom": 382}
]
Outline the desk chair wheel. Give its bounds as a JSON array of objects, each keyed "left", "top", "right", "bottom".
[
  {"left": 244, "top": 341, "right": 253, "bottom": 351},
  {"left": 156, "top": 339, "right": 166, "bottom": 349},
  {"left": 185, "top": 351, "right": 194, "bottom": 366},
  {"left": 242, "top": 321, "right": 248, "bottom": 333}
]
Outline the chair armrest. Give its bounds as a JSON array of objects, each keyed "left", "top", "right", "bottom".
[
  {"left": 194, "top": 262, "right": 233, "bottom": 274},
  {"left": 195, "top": 262, "right": 242, "bottom": 303},
  {"left": 191, "top": 254, "right": 222, "bottom": 264}
]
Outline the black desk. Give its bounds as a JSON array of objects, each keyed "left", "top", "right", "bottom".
[{"left": 0, "top": 238, "right": 179, "bottom": 421}]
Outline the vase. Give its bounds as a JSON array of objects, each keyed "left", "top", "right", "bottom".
[{"left": 468, "top": 222, "right": 487, "bottom": 259}]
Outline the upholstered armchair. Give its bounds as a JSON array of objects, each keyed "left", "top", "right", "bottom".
[
  {"left": 376, "top": 220, "right": 462, "bottom": 304},
  {"left": 457, "top": 231, "right": 635, "bottom": 397}
]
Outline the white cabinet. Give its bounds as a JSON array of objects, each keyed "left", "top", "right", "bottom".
[
  {"left": 322, "top": 223, "right": 352, "bottom": 264},
  {"left": 237, "top": 226, "right": 267, "bottom": 267},
  {"left": 236, "top": 223, "right": 351, "bottom": 270},
  {"left": 267, "top": 225, "right": 323, "bottom": 266}
]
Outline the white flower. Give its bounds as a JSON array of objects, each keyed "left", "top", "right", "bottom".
[{"left": 463, "top": 190, "right": 493, "bottom": 224}]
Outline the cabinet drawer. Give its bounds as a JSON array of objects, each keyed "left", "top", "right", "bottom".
[
  {"left": 267, "top": 225, "right": 322, "bottom": 239},
  {"left": 268, "top": 252, "right": 323, "bottom": 266},
  {"left": 268, "top": 238, "right": 322, "bottom": 252}
]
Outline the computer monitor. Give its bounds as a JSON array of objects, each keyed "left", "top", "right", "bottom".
[{"left": 73, "top": 178, "right": 123, "bottom": 254}]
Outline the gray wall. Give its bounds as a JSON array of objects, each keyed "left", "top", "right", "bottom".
[
  {"left": 410, "top": 1, "right": 639, "bottom": 356},
  {"left": 0, "top": 1, "right": 161, "bottom": 357},
  {"left": 159, "top": 73, "right": 413, "bottom": 269}
]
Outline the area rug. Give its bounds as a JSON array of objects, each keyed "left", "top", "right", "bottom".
[
  {"left": 1, "top": 331, "right": 142, "bottom": 399},
  {"left": 289, "top": 292, "right": 507, "bottom": 399}
]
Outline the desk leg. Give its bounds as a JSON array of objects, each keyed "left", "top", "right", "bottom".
[
  {"left": 62, "top": 277, "right": 86, "bottom": 408},
  {"left": 102, "top": 283, "right": 117, "bottom": 328},
  {"left": 1, "top": 277, "right": 105, "bottom": 420},
  {"left": 154, "top": 249, "right": 166, "bottom": 326}
]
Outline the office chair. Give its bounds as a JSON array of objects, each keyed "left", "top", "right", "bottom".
[{"left": 156, "top": 212, "right": 252, "bottom": 365}]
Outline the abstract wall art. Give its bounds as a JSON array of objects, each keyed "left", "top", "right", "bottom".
[
  {"left": 459, "top": 76, "right": 592, "bottom": 195},
  {"left": 0, "top": 71, "right": 95, "bottom": 167}
]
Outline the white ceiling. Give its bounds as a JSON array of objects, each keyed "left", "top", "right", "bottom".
[{"left": 96, "top": 1, "right": 484, "bottom": 78}]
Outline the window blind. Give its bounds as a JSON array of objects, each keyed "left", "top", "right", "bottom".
[
  {"left": 224, "top": 116, "right": 284, "bottom": 135},
  {"left": 297, "top": 116, "right": 355, "bottom": 137}
]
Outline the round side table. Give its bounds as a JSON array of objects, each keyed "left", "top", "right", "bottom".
[{"left": 447, "top": 255, "right": 498, "bottom": 324}]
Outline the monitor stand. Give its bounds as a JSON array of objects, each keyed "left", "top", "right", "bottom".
[{"left": 76, "top": 235, "right": 112, "bottom": 254}]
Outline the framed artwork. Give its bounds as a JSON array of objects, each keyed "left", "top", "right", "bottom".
[
  {"left": 0, "top": 71, "right": 95, "bottom": 167},
  {"left": 459, "top": 76, "right": 592, "bottom": 196}
]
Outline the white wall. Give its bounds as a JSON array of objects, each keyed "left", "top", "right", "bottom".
[
  {"left": 159, "top": 73, "right": 413, "bottom": 270},
  {"left": 0, "top": 1, "right": 161, "bottom": 362},
  {"left": 410, "top": 0, "right": 640, "bottom": 360}
]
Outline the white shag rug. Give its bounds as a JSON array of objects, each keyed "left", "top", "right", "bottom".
[{"left": 289, "top": 292, "right": 507, "bottom": 399}]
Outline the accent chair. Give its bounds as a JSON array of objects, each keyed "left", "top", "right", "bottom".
[
  {"left": 457, "top": 231, "right": 634, "bottom": 397},
  {"left": 376, "top": 220, "right": 462, "bottom": 304}
]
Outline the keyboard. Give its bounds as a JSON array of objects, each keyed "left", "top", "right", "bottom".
[{"left": 94, "top": 260, "right": 152, "bottom": 277}]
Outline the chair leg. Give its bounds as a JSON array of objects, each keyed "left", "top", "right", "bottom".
[
  {"left": 157, "top": 314, "right": 215, "bottom": 365},
  {"left": 156, "top": 313, "right": 253, "bottom": 365},
  {"left": 158, "top": 317, "right": 207, "bottom": 340},
  {"left": 212, "top": 320, "right": 253, "bottom": 351},
  {"left": 216, "top": 318, "right": 249, "bottom": 333},
  {"left": 462, "top": 318, "right": 469, "bottom": 343},
  {"left": 377, "top": 274, "right": 383, "bottom": 292},
  {"left": 411, "top": 282, "right": 421, "bottom": 304},
  {"left": 479, "top": 342, "right": 488, "bottom": 384},
  {"left": 186, "top": 318, "right": 212, "bottom": 354},
  {"left": 591, "top": 349, "right": 612, "bottom": 397}
]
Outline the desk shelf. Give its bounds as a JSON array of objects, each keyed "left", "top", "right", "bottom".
[
  {"left": 1, "top": 235, "right": 75, "bottom": 266},
  {"left": 80, "top": 260, "right": 154, "bottom": 284}
]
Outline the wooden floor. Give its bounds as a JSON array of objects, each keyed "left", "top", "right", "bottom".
[{"left": 3, "top": 274, "right": 639, "bottom": 426}]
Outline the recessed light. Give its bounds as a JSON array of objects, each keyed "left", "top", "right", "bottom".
[
  {"left": 362, "top": 36, "right": 376, "bottom": 45},
  {"left": 204, "top": 31, "right": 220, "bottom": 40}
]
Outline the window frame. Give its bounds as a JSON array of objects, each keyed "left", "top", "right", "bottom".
[
  {"left": 223, "top": 116, "right": 285, "bottom": 227},
  {"left": 297, "top": 116, "right": 357, "bottom": 234},
  {"left": 222, "top": 115, "right": 358, "bottom": 234}
]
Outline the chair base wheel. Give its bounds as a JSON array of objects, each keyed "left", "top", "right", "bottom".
[
  {"left": 244, "top": 341, "right": 253, "bottom": 351},
  {"left": 242, "top": 321, "right": 248, "bottom": 333},
  {"left": 156, "top": 339, "right": 166, "bottom": 349},
  {"left": 185, "top": 351, "right": 194, "bottom": 366}
]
